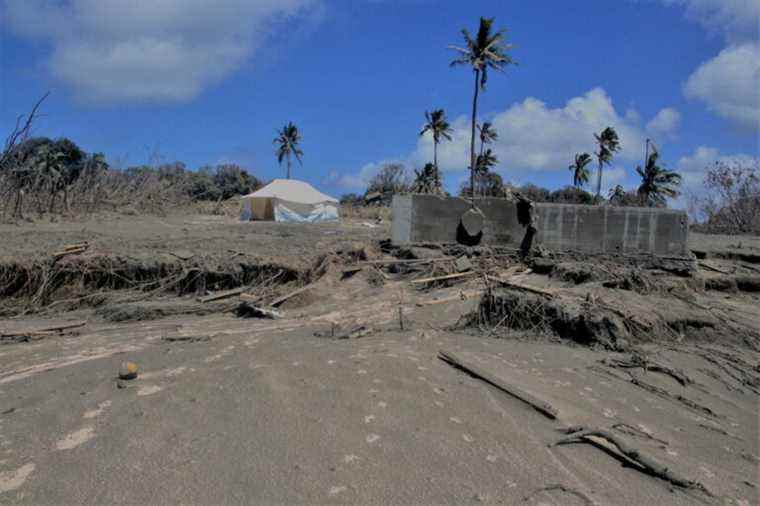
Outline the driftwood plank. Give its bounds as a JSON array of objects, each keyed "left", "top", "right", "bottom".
[{"left": 439, "top": 350, "right": 559, "bottom": 420}]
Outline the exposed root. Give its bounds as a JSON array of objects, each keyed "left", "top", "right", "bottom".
[
  {"left": 551, "top": 426, "right": 713, "bottom": 498},
  {"left": 602, "top": 353, "right": 694, "bottom": 387}
]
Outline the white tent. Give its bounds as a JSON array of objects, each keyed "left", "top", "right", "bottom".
[{"left": 240, "top": 179, "right": 339, "bottom": 223}]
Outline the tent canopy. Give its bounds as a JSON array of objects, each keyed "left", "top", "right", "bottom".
[{"left": 240, "top": 179, "right": 339, "bottom": 223}]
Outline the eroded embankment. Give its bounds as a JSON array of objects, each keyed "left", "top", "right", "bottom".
[{"left": 0, "top": 245, "right": 371, "bottom": 316}]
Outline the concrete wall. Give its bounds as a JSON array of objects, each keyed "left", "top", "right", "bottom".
[{"left": 391, "top": 194, "right": 690, "bottom": 257}]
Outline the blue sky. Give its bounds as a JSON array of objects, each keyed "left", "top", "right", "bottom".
[{"left": 1, "top": 0, "right": 758, "bottom": 201}]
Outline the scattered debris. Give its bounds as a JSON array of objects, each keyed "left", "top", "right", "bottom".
[
  {"left": 0, "top": 321, "right": 86, "bottom": 344},
  {"left": 455, "top": 256, "right": 473, "bottom": 273},
  {"left": 199, "top": 287, "right": 247, "bottom": 303},
  {"left": 411, "top": 271, "right": 476, "bottom": 285},
  {"left": 550, "top": 426, "right": 712, "bottom": 497},
  {"left": 314, "top": 324, "right": 372, "bottom": 340},
  {"left": 170, "top": 249, "right": 195, "bottom": 261},
  {"left": 235, "top": 303, "right": 281, "bottom": 319},
  {"left": 439, "top": 350, "right": 559, "bottom": 420},
  {"left": 269, "top": 283, "right": 314, "bottom": 307},
  {"left": 118, "top": 361, "right": 139, "bottom": 380},
  {"left": 161, "top": 335, "right": 211, "bottom": 343}
]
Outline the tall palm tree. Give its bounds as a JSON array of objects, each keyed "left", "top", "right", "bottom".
[
  {"left": 419, "top": 109, "right": 453, "bottom": 185},
  {"left": 569, "top": 152, "right": 593, "bottom": 188},
  {"left": 273, "top": 122, "right": 303, "bottom": 179},
  {"left": 450, "top": 17, "right": 515, "bottom": 200},
  {"left": 636, "top": 146, "right": 682, "bottom": 207},
  {"left": 477, "top": 121, "right": 498, "bottom": 156},
  {"left": 593, "top": 126, "right": 620, "bottom": 200}
]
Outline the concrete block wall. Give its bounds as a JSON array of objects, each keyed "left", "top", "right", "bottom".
[{"left": 391, "top": 194, "right": 690, "bottom": 257}]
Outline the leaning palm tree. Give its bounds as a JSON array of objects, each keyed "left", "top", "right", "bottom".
[
  {"left": 419, "top": 109, "right": 453, "bottom": 185},
  {"left": 593, "top": 126, "right": 620, "bottom": 200},
  {"left": 475, "top": 148, "right": 499, "bottom": 196},
  {"left": 569, "top": 152, "right": 593, "bottom": 188},
  {"left": 477, "top": 121, "right": 498, "bottom": 156},
  {"left": 636, "top": 146, "right": 682, "bottom": 207},
  {"left": 450, "top": 17, "right": 515, "bottom": 200},
  {"left": 273, "top": 122, "right": 303, "bottom": 179}
]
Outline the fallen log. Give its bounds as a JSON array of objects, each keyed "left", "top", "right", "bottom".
[
  {"left": 551, "top": 426, "right": 712, "bottom": 497},
  {"left": 438, "top": 350, "right": 558, "bottom": 420}
]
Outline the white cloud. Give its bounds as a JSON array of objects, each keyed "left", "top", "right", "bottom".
[
  {"left": 659, "top": 0, "right": 760, "bottom": 42},
  {"left": 412, "top": 88, "right": 656, "bottom": 175},
  {"left": 3, "top": 0, "right": 319, "bottom": 103},
  {"left": 646, "top": 107, "right": 682, "bottom": 138},
  {"left": 656, "top": 1, "right": 760, "bottom": 130},
  {"left": 684, "top": 42, "right": 760, "bottom": 131}
]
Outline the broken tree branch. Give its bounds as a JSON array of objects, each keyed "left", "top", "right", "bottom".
[
  {"left": 551, "top": 426, "right": 712, "bottom": 497},
  {"left": 438, "top": 350, "right": 558, "bottom": 420}
]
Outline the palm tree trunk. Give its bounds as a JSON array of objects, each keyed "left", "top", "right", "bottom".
[
  {"left": 433, "top": 139, "right": 438, "bottom": 170},
  {"left": 469, "top": 70, "right": 480, "bottom": 202},
  {"left": 595, "top": 159, "right": 603, "bottom": 201},
  {"left": 287, "top": 152, "right": 291, "bottom": 179}
]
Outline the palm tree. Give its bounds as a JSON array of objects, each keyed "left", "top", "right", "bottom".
[
  {"left": 419, "top": 109, "right": 453, "bottom": 186},
  {"left": 569, "top": 152, "right": 593, "bottom": 188},
  {"left": 608, "top": 184, "right": 627, "bottom": 205},
  {"left": 477, "top": 121, "right": 498, "bottom": 156},
  {"left": 636, "top": 146, "right": 682, "bottom": 207},
  {"left": 450, "top": 17, "right": 515, "bottom": 200},
  {"left": 475, "top": 148, "right": 498, "bottom": 175},
  {"left": 593, "top": 126, "right": 620, "bottom": 200},
  {"left": 273, "top": 122, "right": 303, "bottom": 179}
]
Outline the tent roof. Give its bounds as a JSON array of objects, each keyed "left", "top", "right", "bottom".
[{"left": 242, "top": 179, "right": 338, "bottom": 204}]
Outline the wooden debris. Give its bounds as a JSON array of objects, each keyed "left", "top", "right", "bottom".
[
  {"left": 355, "top": 257, "right": 455, "bottom": 266},
  {"left": 64, "top": 242, "right": 89, "bottom": 251},
  {"left": 53, "top": 247, "right": 88, "bottom": 259},
  {"left": 269, "top": 284, "right": 314, "bottom": 307},
  {"left": 239, "top": 293, "right": 260, "bottom": 303},
  {"left": 438, "top": 350, "right": 558, "bottom": 420},
  {"left": 698, "top": 261, "right": 732, "bottom": 274},
  {"left": 199, "top": 287, "right": 246, "bottom": 303},
  {"left": 551, "top": 426, "right": 712, "bottom": 497},
  {"left": 170, "top": 249, "right": 195, "bottom": 261},
  {"left": 411, "top": 271, "right": 476, "bottom": 285},
  {"left": 162, "top": 335, "right": 211, "bottom": 343},
  {"left": 1, "top": 321, "right": 87, "bottom": 343},
  {"left": 416, "top": 289, "right": 483, "bottom": 306},
  {"left": 314, "top": 325, "right": 372, "bottom": 339},
  {"left": 235, "top": 303, "right": 281, "bottom": 319},
  {"left": 485, "top": 274, "right": 555, "bottom": 297}
]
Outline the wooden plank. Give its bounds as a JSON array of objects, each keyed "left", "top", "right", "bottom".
[
  {"left": 410, "top": 271, "right": 476, "bottom": 285},
  {"left": 439, "top": 350, "right": 559, "bottom": 420},
  {"left": 199, "top": 287, "right": 246, "bottom": 303},
  {"left": 416, "top": 289, "right": 483, "bottom": 306},
  {"left": 239, "top": 293, "right": 259, "bottom": 302}
]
